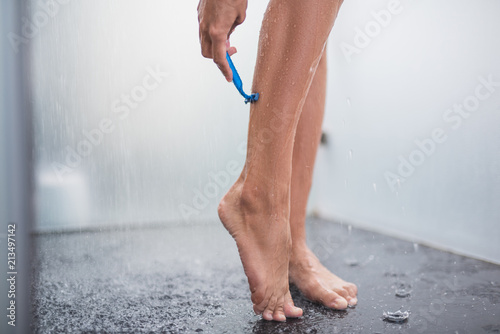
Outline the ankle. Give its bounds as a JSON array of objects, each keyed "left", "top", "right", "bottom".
[
  {"left": 290, "top": 242, "right": 311, "bottom": 260},
  {"left": 239, "top": 180, "right": 290, "bottom": 215}
]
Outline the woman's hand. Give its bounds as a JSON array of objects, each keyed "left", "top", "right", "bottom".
[{"left": 197, "top": 0, "right": 247, "bottom": 82}]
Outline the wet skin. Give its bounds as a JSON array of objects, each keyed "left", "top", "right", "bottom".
[{"left": 198, "top": 0, "right": 357, "bottom": 321}]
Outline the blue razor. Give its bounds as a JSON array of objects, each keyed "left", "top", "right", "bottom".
[{"left": 226, "top": 52, "right": 259, "bottom": 104}]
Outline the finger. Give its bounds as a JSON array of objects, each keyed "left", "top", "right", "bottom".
[
  {"left": 226, "top": 39, "right": 237, "bottom": 56},
  {"left": 227, "top": 46, "right": 237, "bottom": 57},
  {"left": 199, "top": 30, "right": 213, "bottom": 58},
  {"left": 212, "top": 34, "right": 232, "bottom": 82},
  {"left": 201, "top": 39, "right": 213, "bottom": 58}
]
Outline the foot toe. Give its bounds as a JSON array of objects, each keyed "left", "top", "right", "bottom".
[
  {"left": 322, "top": 289, "right": 348, "bottom": 309},
  {"left": 335, "top": 287, "right": 350, "bottom": 299},
  {"left": 262, "top": 310, "right": 274, "bottom": 321},
  {"left": 344, "top": 283, "right": 358, "bottom": 306},
  {"left": 253, "top": 304, "right": 263, "bottom": 315},
  {"left": 273, "top": 307, "right": 286, "bottom": 322},
  {"left": 330, "top": 296, "right": 348, "bottom": 309},
  {"left": 283, "top": 291, "right": 302, "bottom": 318},
  {"left": 262, "top": 296, "right": 278, "bottom": 321},
  {"left": 345, "top": 283, "right": 358, "bottom": 297},
  {"left": 284, "top": 303, "right": 303, "bottom": 318},
  {"left": 315, "top": 287, "right": 347, "bottom": 310}
]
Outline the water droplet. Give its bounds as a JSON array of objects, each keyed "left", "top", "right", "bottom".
[
  {"left": 413, "top": 243, "right": 419, "bottom": 252},
  {"left": 347, "top": 98, "right": 352, "bottom": 108},
  {"left": 348, "top": 225, "right": 352, "bottom": 235},
  {"left": 344, "top": 258, "right": 359, "bottom": 266},
  {"left": 395, "top": 288, "right": 411, "bottom": 298},
  {"left": 344, "top": 179, "right": 348, "bottom": 189},
  {"left": 383, "top": 310, "right": 410, "bottom": 323},
  {"left": 373, "top": 183, "right": 377, "bottom": 192},
  {"left": 348, "top": 149, "right": 353, "bottom": 160}
]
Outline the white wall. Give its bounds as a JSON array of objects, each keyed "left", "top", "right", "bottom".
[
  {"left": 313, "top": 0, "right": 500, "bottom": 263},
  {"left": 31, "top": 0, "right": 266, "bottom": 230}
]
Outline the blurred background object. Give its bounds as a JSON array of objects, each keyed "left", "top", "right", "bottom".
[{"left": 1, "top": 1, "right": 34, "bottom": 333}]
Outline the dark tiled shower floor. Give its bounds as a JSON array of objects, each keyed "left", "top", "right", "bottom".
[{"left": 32, "top": 218, "right": 500, "bottom": 333}]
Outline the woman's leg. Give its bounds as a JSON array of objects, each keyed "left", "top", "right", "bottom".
[
  {"left": 288, "top": 49, "right": 358, "bottom": 309},
  {"left": 218, "top": 0, "right": 344, "bottom": 321}
]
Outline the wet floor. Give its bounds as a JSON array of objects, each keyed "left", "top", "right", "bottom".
[{"left": 32, "top": 218, "right": 500, "bottom": 333}]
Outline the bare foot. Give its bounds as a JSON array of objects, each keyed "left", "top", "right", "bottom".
[
  {"left": 289, "top": 246, "right": 358, "bottom": 309},
  {"left": 218, "top": 180, "right": 303, "bottom": 321}
]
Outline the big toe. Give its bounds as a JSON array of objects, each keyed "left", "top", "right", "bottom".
[
  {"left": 284, "top": 293, "right": 303, "bottom": 318},
  {"left": 322, "top": 290, "right": 348, "bottom": 310},
  {"left": 331, "top": 296, "right": 348, "bottom": 309}
]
